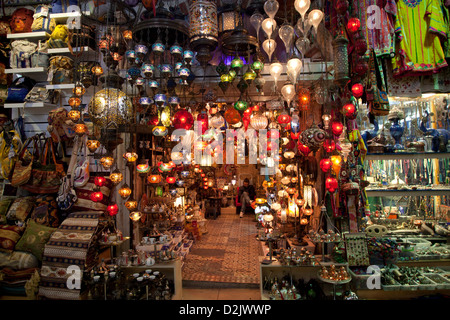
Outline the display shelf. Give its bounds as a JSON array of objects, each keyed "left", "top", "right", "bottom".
[
  {"left": 118, "top": 259, "right": 183, "bottom": 300},
  {"left": 365, "top": 152, "right": 450, "bottom": 161},
  {"left": 7, "top": 31, "right": 49, "bottom": 40},
  {"left": 47, "top": 46, "right": 93, "bottom": 54},
  {"left": 49, "top": 11, "right": 91, "bottom": 23},
  {"left": 3, "top": 102, "right": 56, "bottom": 109},
  {"left": 46, "top": 83, "right": 75, "bottom": 90},
  {"left": 365, "top": 189, "right": 450, "bottom": 197},
  {"left": 5, "top": 67, "right": 45, "bottom": 74}
]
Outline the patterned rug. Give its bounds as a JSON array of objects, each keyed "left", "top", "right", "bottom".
[
  {"left": 182, "top": 207, "right": 262, "bottom": 288},
  {"left": 39, "top": 211, "right": 103, "bottom": 300}
]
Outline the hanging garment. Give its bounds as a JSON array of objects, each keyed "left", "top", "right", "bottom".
[
  {"left": 351, "top": 0, "right": 398, "bottom": 58},
  {"left": 392, "top": 0, "right": 448, "bottom": 77}
]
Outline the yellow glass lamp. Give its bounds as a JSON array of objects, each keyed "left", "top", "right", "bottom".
[
  {"left": 300, "top": 218, "right": 309, "bottom": 225},
  {"left": 86, "top": 139, "right": 100, "bottom": 153},
  {"left": 255, "top": 197, "right": 267, "bottom": 205},
  {"left": 125, "top": 198, "right": 138, "bottom": 211},
  {"left": 123, "top": 150, "right": 138, "bottom": 163},
  {"left": 74, "top": 121, "right": 88, "bottom": 136},
  {"left": 109, "top": 169, "right": 123, "bottom": 185},
  {"left": 100, "top": 156, "right": 114, "bottom": 170},
  {"left": 330, "top": 154, "right": 342, "bottom": 176},
  {"left": 118, "top": 183, "right": 132, "bottom": 199},
  {"left": 129, "top": 211, "right": 142, "bottom": 221},
  {"left": 122, "top": 30, "right": 133, "bottom": 40},
  {"left": 288, "top": 200, "right": 299, "bottom": 217},
  {"left": 92, "top": 65, "right": 104, "bottom": 76},
  {"left": 73, "top": 82, "right": 86, "bottom": 96},
  {"left": 68, "top": 96, "right": 82, "bottom": 108},
  {"left": 68, "top": 109, "right": 81, "bottom": 122}
]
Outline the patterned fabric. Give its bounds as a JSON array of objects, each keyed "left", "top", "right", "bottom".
[
  {"left": 71, "top": 176, "right": 114, "bottom": 212},
  {"left": 392, "top": 0, "right": 448, "bottom": 77},
  {"left": 0, "top": 251, "right": 39, "bottom": 270},
  {"left": 31, "top": 195, "right": 61, "bottom": 228},
  {"left": 0, "top": 225, "right": 24, "bottom": 252},
  {"left": 39, "top": 211, "right": 101, "bottom": 300},
  {"left": 15, "top": 219, "right": 57, "bottom": 261},
  {"left": 351, "top": 0, "right": 397, "bottom": 58},
  {"left": 0, "top": 198, "right": 14, "bottom": 225},
  {"left": 385, "top": 59, "right": 422, "bottom": 96},
  {"left": 6, "top": 196, "right": 35, "bottom": 222}
]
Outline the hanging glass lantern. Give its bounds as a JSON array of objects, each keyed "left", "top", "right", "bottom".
[
  {"left": 281, "top": 81, "right": 296, "bottom": 107},
  {"left": 251, "top": 59, "right": 264, "bottom": 75},
  {"left": 152, "top": 126, "right": 168, "bottom": 137},
  {"left": 320, "top": 158, "right": 332, "bottom": 172},
  {"left": 326, "top": 177, "right": 339, "bottom": 193},
  {"left": 183, "top": 50, "right": 194, "bottom": 64},
  {"left": 286, "top": 58, "right": 302, "bottom": 84},
  {"left": 68, "top": 109, "right": 81, "bottom": 122},
  {"left": 90, "top": 188, "right": 104, "bottom": 202},
  {"left": 172, "top": 109, "right": 194, "bottom": 130},
  {"left": 88, "top": 88, "right": 133, "bottom": 128},
  {"left": 218, "top": 9, "right": 239, "bottom": 33},
  {"left": 122, "top": 29, "right": 133, "bottom": 40},
  {"left": 332, "top": 31, "right": 350, "bottom": 87},
  {"left": 262, "top": 39, "right": 277, "bottom": 62},
  {"left": 94, "top": 176, "right": 106, "bottom": 187},
  {"left": 118, "top": 184, "right": 132, "bottom": 199},
  {"left": 189, "top": 0, "right": 218, "bottom": 66},
  {"left": 123, "top": 150, "right": 138, "bottom": 163},
  {"left": 148, "top": 174, "right": 162, "bottom": 184},
  {"left": 109, "top": 169, "right": 123, "bottom": 185},
  {"left": 231, "top": 56, "right": 244, "bottom": 71},
  {"left": 141, "top": 63, "right": 154, "bottom": 78},
  {"left": 170, "top": 43, "right": 183, "bottom": 60},
  {"left": 86, "top": 139, "right": 101, "bottom": 153},
  {"left": 151, "top": 39, "right": 165, "bottom": 55},
  {"left": 125, "top": 198, "right": 138, "bottom": 211},
  {"left": 234, "top": 100, "right": 248, "bottom": 112},
  {"left": 68, "top": 96, "right": 82, "bottom": 108},
  {"left": 250, "top": 112, "right": 268, "bottom": 130},
  {"left": 136, "top": 159, "right": 150, "bottom": 174},
  {"left": 74, "top": 121, "right": 88, "bottom": 136},
  {"left": 100, "top": 156, "right": 114, "bottom": 170},
  {"left": 129, "top": 211, "right": 142, "bottom": 221}
]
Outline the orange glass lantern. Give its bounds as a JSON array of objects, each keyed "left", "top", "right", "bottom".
[
  {"left": 122, "top": 30, "right": 133, "bottom": 40},
  {"left": 148, "top": 174, "right": 162, "bottom": 184},
  {"left": 125, "top": 198, "right": 138, "bottom": 211},
  {"left": 73, "top": 82, "right": 86, "bottom": 96},
  {"left": 166, "top": 176, "right": 176, "bottom": 184},
  {"left": 92, "top": 65, "right": 104, "bottom": 76},
  {"left": 74, "top": 122, "right": 88, "bottom": 136},
  {"left": 86, "top": 139, "right": 101, "bottom": 153},
  {"left": 118, "top": 184, "right": 132, "bottom": 199},
  {"left": 300, "top": 218, "right": 309, "bottom": 225},
  {"left": 123, "top": 150, "right": 138, "bottom": 163},
  {"left": 110, "top": 169, "right": 123, "bottom": 185},
  {"left": 304, "top": 208, "right": 314, "bottom": 215},
  {"left": 296, "top": 198, "right": 305, "bottom": 206},
  {"left": 224, "top": 107, "right": 241, "bottom": 125},
  {"left": 330, "top": 154, "right": 342, "bottom": 176},
  {"left": 100, "top": 156, "right": 114, "bottom": 169},
  {"left": 68, "top": 109, "right": 81, "bottom": 122},
  {"left": 69, "top": 96, "right": 82, "bottom": 108}
]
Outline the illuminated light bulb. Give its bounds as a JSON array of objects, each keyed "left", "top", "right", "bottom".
[
  {"left": 94, "top": 176, "right": 106, "bottom": 187},
  {"left": 304, "top": 208, "right": 314, "bottom": 215},
  {"left": 148, "top": 174, "right": 161, "bottom": 184},
  {"left": 281, "top": 81, "right": 296, "bottom": 107},
  {"left": 264, "top": 0, "right": 279, "bottom": 19},
  {"left": 166, "top": 176, "right": 176, "bottom": 184},
  {"left": 330, "top": 155, "right": 342, "bottom": 176},
  {"left": 261, "top": 18, "right": 277, "bottom": 39},
  {"left": 279, "top": 23, "right": 294, "bottom": 57},
  {"left": 300, "top": 218, "right": 309, "bottom": 225},
  {"left": 129, "top": 211, "right": 142, "bottom": 221},
  {"left": 118, "top": 184, "right": 132, "bottom": 199},
  {"left": 92, "top": 65, "right": 103, "bottom": 76},
  {"left": 74, "top": 122, "right": 88, "bottom": 136},
  {"left": 343, "top": 102, "right": 357, "bottom": 120},
  {"left": 262, "top": 39, "right": 277, "bottom": 62},
  {"left": 269, "top": 61, "right": 283, "bottom": 90},
  {"left": 309, "top": 9, "right": 324, "bottom": 35},
  {"left": 294, "top": 0, "right": 310, "bottom": 19},
  {"left": 286, "top": 58, "right": 302, "bottom": 84}
]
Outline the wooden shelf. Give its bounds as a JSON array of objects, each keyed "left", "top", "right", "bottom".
[
  {"left": 5, "top": 67, "right": 45, "bottom": 74},
  {"left": 365, "top": 189, "right": 450, "bottom": 197},
  {"left": 46, "top": 83, "right": 75, "bottom": 90},
  {"left": 366, "top": 152, "right": 450, "bottom": 161},
  {"left": 4, "top": 102, "right": 56, "bottom": 109}
]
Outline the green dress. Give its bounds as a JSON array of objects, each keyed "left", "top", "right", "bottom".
[{"left": 392, "top": 0, "right": 448, "bottom": 77}]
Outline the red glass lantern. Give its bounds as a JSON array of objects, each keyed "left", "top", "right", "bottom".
[
  {"left": 354, "top": 59, "right": 368, "bottom": 76},
  {"left": 90, "top": 190, "right": 104, "bottom": 202},
  {"left": 166, "top": 176, "right": 176, "bottom": 184},
  {"left": 323, "top": 139, "right": 336, "bottom": 153},
  {"left": 347, "top": 17, "right": 360, "bottom": 33},
  {"left": 298, "top": 143, "right": 311, "bottom": 156},
  {"left": 291, "top": 132, "right": 300, "bottom": 140},
  {"left": 351, "top": 83, "right": 364, "bottom": 98},
  {"left": 148, "top": 115, "right": 159, "bottom": 126},
  {"left": 94, "top": 176, "right": 107, "bottom": 187},
  {"left": 172, "top": 109, "right": 194, "bottom": 130},
  {"left": 267, "top": 130, "right": 280, "bottom": 140},
  {"left": 355, "top": 37, "right": 368, "bottom": 56},
  {"left": 224, "top": 107, "right": 241, "bottom": 125},
  {"left": 107, "top": 203, "right": 119, "bottom": 216},
  {"left": 332, "top": 121, "right": 344, "bottom": 136},
  {"left": 197, "top": 112, "right": 209, "bottom": 134},
  {"left": 343, "top": 102, "right": 357, "bottom": 120},
  {"left": 335, "top": 0, "right": 349, "bottom": 15},
  {"left": 325, "top": 177, "right": 339, "bottom": 193},
  {"left": 277, "top": 112, "right": 291, "bottom": 126},
  {"left": 320, "top": 159, "right": 332, "bottom": 172}
]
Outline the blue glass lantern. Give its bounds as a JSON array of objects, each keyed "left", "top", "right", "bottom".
[
  {"left": 169, "top": 189, "right": 178, "bottom": 196},
  {"left": 126, "top": 50, "right": 136, "bottom": 61},
  {"left": 135, "top": 77, "right": 145, "bottom": 87},
  {"left": 141, "top": 63, "right": 154, "bottom": 78},
  {"left": 135, "top": 44, "right": 148, "bottom": 59},
  {"left": 152, "top": 40, "right": 165, "bottom": 55},
  {"left": 168, "top": 96, "right": 180, "bottom": 107},
  {"left": 148, "top": 80, "right": 159, "bottom": 93},
  {"left": 170, "top": 44, "right": 183, "bottom": 60},
  {"left": 154, "top": 93, "right": 167, "bottom": 107},
  {"left": 176, "top": 180, "right": 185, "bottom": 187},
  {"left": 181, "top": 171, "right": 189, "bottom": 178},
  {"left": 140, "top": 96, "right": 153, "bottom": 106},
  {"left": 177, "top": 67, "right": 190, "bottom": 80},
  {"left": 159, "top": 64, "right": 173, "bottom": 77},
  {"left": 174, "top": 62, "right": 183, "bottom": 71},
  {"left": 183, "top": 50, "right": 194, "bottom": 64},
  {"left": 127, "top": 65, "right": 141, "bottom": 80}
]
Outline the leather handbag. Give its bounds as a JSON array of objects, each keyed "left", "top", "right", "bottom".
[
  {"left": 21, "top": 138, "right": 64, "bottom": 194},
  {"left": 10, "top": 136, "right": 38, "bottom": 187},
  {"left": 367, "top": 50, "right": 390, "bottom": 116}
]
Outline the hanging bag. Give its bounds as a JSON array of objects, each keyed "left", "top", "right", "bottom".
[
  {"left": 56, "top": 135, "right": 80, "bottom": 211},
  {"left": 31, "top": 41, "right": 49, "bottom": 68},
  {"left": 48, "top": 55, "right": 73, "bottom": 84},
  {"left": 6, "top": 76, "right": 37, "bottom": 103},
  {"left": 31, "top": 5, "right": 56, "bottom": 34},
  {"left": 367, "top": 50, "right": 390, "bottom": 116},
  {"left": 0, "top": 128, "right": 23, "bottom": 180},
  {"left": 72, "top": 135, "right": 89, "bottom": 188},
  {"left": 21, "top": 137, "right": 64, "bottom": 194},
  {"left": 10, "top": 136, "right": 38, "bottom": 187}
]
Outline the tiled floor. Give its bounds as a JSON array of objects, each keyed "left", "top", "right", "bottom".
[{"left": 182, "top": 206, "right": 262, "bottom": 286}]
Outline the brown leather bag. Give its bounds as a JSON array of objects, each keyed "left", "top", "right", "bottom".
[{"left": 10, "top": 136, "right": 39, "bottom": 187}]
